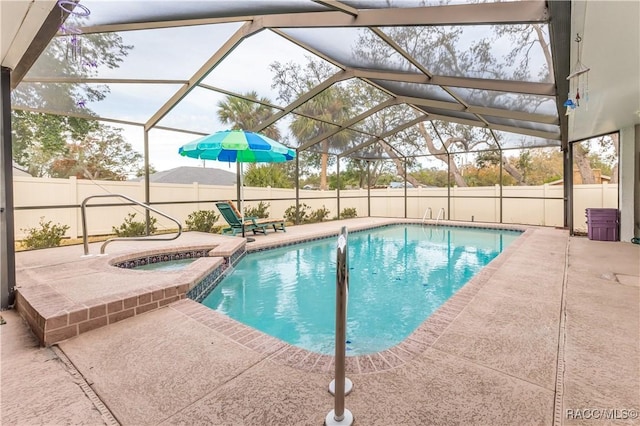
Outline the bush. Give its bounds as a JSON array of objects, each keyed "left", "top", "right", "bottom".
[
  {"left": 112, "top": 212, "right": 157, "bottom": 237},
  {"left": 21, "top": 217, "right": 70, "bottom": 249},
  {"left": 244, "top": 201, "right": 270, "bottom": 219},
  {"left": 308, "top": 206, "right": 331, "bottom": 223},
  {"left": 284, "top": 203, "right": 311, "bottom": 224},
  {"left": 340, "top": 207, "right": 358, "bottom": 219},
  {"left": 185, "top": 210, "right": 219, "bottom": 233}
]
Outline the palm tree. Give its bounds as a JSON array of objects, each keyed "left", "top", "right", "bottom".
[
  {"left": 216, "top": 91, "right": 280, "bottom": 140},
  {"left": 216, "top": 92, "right": 285, "bottom": 190},
  {"left": 289, "top": 86, "right": 352, "bottom": 190}
]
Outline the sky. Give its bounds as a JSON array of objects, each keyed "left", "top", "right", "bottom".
[{"left": 82, "top": 22, "right": 317, "bottom": 174}]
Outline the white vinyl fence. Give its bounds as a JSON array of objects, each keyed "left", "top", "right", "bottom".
[{"left": 13, "top": 176, "right": 617, "bottom": 239}]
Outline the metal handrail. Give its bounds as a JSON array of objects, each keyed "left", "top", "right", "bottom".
[
  {"left": 326, "top": 226, "right": 353, "bottom": 425},
  {"left": 435, "top": 207, "right": 445, "bottom": 226},
  {"left": 422, "top": 207, "right": 432, "bottom": 223},
  {"left": 81, "top": 194, "right": 182, "bottom": 256}
]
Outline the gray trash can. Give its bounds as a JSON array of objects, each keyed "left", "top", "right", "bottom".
[{"left": 585, "top": 208, "right": 619, "bottom": 241}]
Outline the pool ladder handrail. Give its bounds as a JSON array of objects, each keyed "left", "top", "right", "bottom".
[
  {"left": 422, "top": 207, "right": 432, "bottom": 224},
  {"left": 435, "top": 208, "right": 445, "bottom": 226},
  {"left": 81, "top": 194, "right": 182, "bottom": 256}
]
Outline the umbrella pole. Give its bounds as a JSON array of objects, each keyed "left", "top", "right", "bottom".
[
  {"left": 239, "top": 162, "right": 254, "bottom": 242},
  {"left": 239, "top": 162, "right": 246, "bottom": 238}
]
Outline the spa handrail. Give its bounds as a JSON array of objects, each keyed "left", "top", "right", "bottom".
[{"left": 81, "top": 194, "right": 182, "bottom": 256}]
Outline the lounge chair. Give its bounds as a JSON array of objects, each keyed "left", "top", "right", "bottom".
[
  {"left": 215, "top": 201, "right": 286, "bottom": 236},
  {"left": 224, "top": 201, "right": 286, "bottom": 233}
]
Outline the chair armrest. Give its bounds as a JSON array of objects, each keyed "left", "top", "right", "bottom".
[{"left": 242, "top": 216, "right": 259, "bottom": 224}]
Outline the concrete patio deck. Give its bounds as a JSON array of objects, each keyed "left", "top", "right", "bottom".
[{"left": 1, "top": 219, "right": 638, "bottom": 425}]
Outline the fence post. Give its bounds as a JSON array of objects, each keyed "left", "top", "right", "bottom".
[
  {"left": 69, "top": 176, "right": 79, "bottom": 237},
  {"left": 495, "top": 183, "right": 500, "bottom": 223},
  {"left": 543, "top": 183, "right": 549, "bottom": 226}
]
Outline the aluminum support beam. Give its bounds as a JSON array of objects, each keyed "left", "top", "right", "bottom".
[
  {"left": 251, "top": 70, "right": 354, "bottom": 133},
  {"left": 351, "top": 69, "right": 556, "bottom": 96},
  {"left": 79, "top": 1, "right": 547, "bottom": 35},
  {"left": 20, "top": 77, "right": 189, "bottom": 85},
  {"left": 313, "top": 0, "right": 358, "bottom": 17},
  {"left": 547, "top": 0, "right": 571, "bottom": 150},
  {"left": 259, "top": 2, "right": 548, "bottom": 28},
  {"left": 400, "top": 96, "right": 559, "bottom": 125},
  {"left": 339, "top": 116, "right": 428, "bottom": 158},
  {"left": 420, "top": 112, "right": 561, "bottom": 141},
  {"left": 145, "top": 21, "right": 263, "bottom": 131},
  {"left": 1, "top": 67, "right": 16, "bottom": 308},
  {"left": 298, "top": 99, "right": 396, "bottom": 151}
]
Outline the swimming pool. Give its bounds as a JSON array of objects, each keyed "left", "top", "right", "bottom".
[{"left": 201, "top": 224, "right": 520, "bottom": 355}]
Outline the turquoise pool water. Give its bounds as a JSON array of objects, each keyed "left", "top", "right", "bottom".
[
  {"left": 134, "top": 258, "right": 196, "bottom": 271},
  {"left": 202, "top": 225, "right": 520, "bottom": 355}
]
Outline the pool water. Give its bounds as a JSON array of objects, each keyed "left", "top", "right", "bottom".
[
  {"left": 201, "top": 225, "right": 520, "bottom": 355},
  {"left": 134, "top": 258, "right": 196, "bottom": 271}
]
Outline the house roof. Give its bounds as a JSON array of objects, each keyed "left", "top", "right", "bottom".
[
  {"left": 12, "top": 161, "right": 30, "bottom": 176},
  {"left": 133, "top": 166, "right": 236, "bottom": 186}
]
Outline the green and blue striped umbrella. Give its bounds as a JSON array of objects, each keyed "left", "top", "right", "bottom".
[
  {"left": 178, "top": 129, "right": 295, "bottom": 238},
  {"left": 178, "top": 129, "right": 295, "bottom": 163}
]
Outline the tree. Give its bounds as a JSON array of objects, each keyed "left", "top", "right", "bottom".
[
  {"left": 353, "top": 23, "right": 555, "bottom": 185},
  {"left": 12, "top": 27, "right": 133, "bottom": 177},
  {"left": 216, "top": 91, "right": 281, "bottom": 140},
  {"left": 413, "top": 168, "right": 450, "bottom": 187},
  {"left": 216, "top": 92, "right": 284, "bottom": 186},
  {"left": 135, "top": 164, "right": 157, "bottom": 178},
  {"left": 472, "top": 148, "right": 562, "bottom": 186},
  {"left": 573, "top": 134, "right": 619, "bottom": 184},
  {"left": 271, "top": 60, "right": 353, "bottom": 190},
  {"left": 244, "top": 163, "right": 293, "bottom": 188},
  {"left": 49, "top": 126, "right": 142, "bottom": 180}
]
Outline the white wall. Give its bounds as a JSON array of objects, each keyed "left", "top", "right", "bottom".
[
  {"left": 619, "top": 124, "right": 640, "bottom": 241},
  {"left": 12, "top": 176, "right": 618, "bottom": 239}
]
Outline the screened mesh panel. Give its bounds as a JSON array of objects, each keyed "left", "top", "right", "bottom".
[
  {"left": 16, "top": 1, "right": 563, "bottom": 166},
  {"left": 279, "top": 27, "right": 421, "bottom": 72},
  {"left": 493, "top": 130, "right": 561, "bottom": 150},
  {"left": 26, "top": 23, "right": 244, "bottom": 81},
  {"left": 73, "top": 1, "right": 330, "bottom": 26},
  {"left": 448, "top": 87, "right": 558, "bottom": 116},
  {"left": 369, "top": 79, "right": 458, "bottom": 103},
  {"left": 379, "top": 24, "right": 553, "bottom": 83}
]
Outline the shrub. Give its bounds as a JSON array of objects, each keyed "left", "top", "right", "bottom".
[
  {"left": 112, "top": 212, "right": 157, "bottom": 237},
  {"left": 340, "top": 207, "right": 357, "bottom": 219},
  {"left": 210, "top": 224, "right": 225, "bottom": 234},
  {"left": 244, "top": 201, "right": 270, "bottom": 219},
  {"left": 308, "top": 206, "right": 331, "bottom": 223},
  {"left": 21, "top": 217, "right": 70, "bottom": 249},
  {"left": 284, "top": 203, "right": 311, "bottom": 224},
  {"left": 185, "top": 210, "right": 219, "bottom": 233}
]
